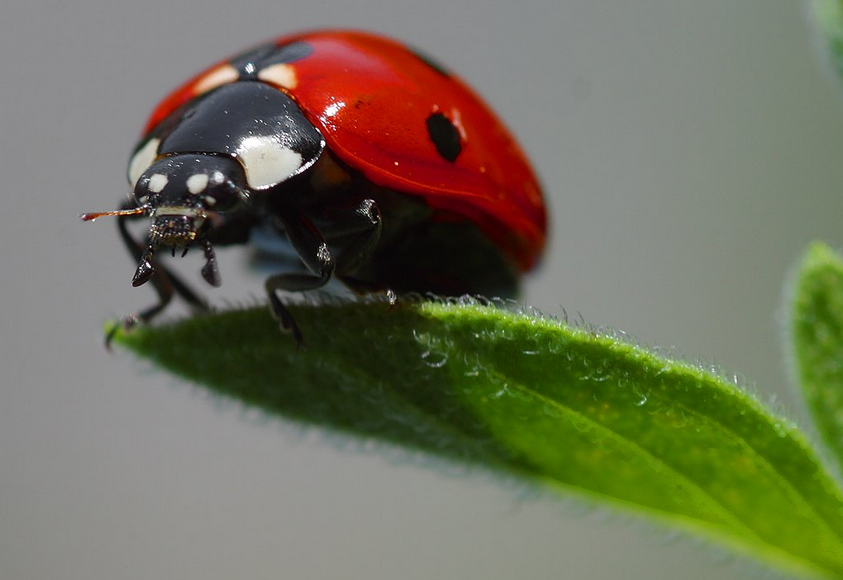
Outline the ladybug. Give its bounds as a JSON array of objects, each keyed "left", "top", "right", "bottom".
[{"left": 82, "top": 30, "right": 546, "bottom": 342}]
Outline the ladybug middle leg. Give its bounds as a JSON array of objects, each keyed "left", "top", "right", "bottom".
[
  {"left": 331, "top": 198, "right": 383, "bottom": 282},
  {"left": 266, "top": 198, "right": 383, "bottom": 344},
  {"left": 265, "top": 204, "right": 334, "bottom": 344}
]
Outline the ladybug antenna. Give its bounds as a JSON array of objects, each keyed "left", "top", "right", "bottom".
[{"left": 80, "top": 206, "right": 148, "bottom": 222}]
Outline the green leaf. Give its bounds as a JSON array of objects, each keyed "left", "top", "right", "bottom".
[
  {"left": 115, "top": 299, "right": 843, "bottom": 578},
  {"left": 792, "top": 242, "right": 843, "bottom": 471},
  {"left": 812, "top": 0, "right": 843, "bottom": 83}
]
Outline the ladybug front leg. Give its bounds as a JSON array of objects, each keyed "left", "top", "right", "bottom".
[
  {"left": 112, "top": 200, "right": 210, "bottom": 341},
  {"left": 265, "top": 205, "right": 336, "bottom": 344}
]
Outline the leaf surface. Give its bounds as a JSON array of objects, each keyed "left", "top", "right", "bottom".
[{"left": 116, "top": 299, "right": 843, "bottom": 578}]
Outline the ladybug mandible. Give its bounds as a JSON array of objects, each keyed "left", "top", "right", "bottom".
[{"left": 82, "top": 30, "right": 547, "bottom": 342}]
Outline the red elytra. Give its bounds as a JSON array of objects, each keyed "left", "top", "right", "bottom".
[{"left": 142, "top": 30, "right": 546, "bottom": 271}]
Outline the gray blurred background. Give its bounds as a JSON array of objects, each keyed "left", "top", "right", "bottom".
[{"left": 3, "top": 1, "right": 842, "bottom": 579}]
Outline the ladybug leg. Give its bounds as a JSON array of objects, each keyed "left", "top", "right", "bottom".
[
  {"left": 265, "top": 206, "right": 336, "bottom": 344},
  {"left": 264, "top": 199, "right": 382, "bottom": 343},
  {"left": 333, "top": 199, "right": 382, "bottom": 279},
  {"left": 307, "top": 198, "right": 384, "bottom": 294},
  {"left": 112, "top": 201, "right": 209, "bottom": 343},
  {"left": 334, "top": 201, "right": 398, "bottom": 306}
]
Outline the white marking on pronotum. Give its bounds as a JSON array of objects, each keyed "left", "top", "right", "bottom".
[
  {"left": 194, "top": 64, "right": 239, "bottom": 95},
  {"left": 237, "top": 136, "right": 303, "bottom": 189},
  {"left": 148, "top": 173, "right": 169, "bottom": 193},
  {"left": 257, "top": 63, "right": 297, "bottom": 89},
  {"left": 186, "top": 173, "right": 210, "bottom": 194},
  {"left": 128, "top": 138, "right": 160, "bottom": 186}
]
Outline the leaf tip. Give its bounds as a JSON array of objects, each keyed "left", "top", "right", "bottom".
[{"left": 802, "top": 240, "right": 840, "bottom": 270}]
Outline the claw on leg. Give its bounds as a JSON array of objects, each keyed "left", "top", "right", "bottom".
[
  {"left": 104, "top": 314, "right": 140, "bottom": 350},
  {"left": 267, "top": 288, "right": 305, "bottom": 346}
]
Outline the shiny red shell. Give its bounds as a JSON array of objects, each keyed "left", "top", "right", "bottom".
[{"left": 142, "top": 30, "right": 546, "bottom": 271}]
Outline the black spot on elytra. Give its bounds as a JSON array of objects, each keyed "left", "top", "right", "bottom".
[
  {"left": 409, "top": 47, "right": 451, "bottom": 77},
  {"left": 426, "top": 112, "right": 461, "bottom": 162},
  {"left": 230, "top": 41, "right": 313, "bottom": 79}
]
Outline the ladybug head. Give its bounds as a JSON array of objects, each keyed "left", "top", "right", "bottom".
[
  {"left": 81, "top": 154, "right": 249, "bottom": 288},
  {"left": 134, "top": 155, "right": 248, "bottom": 242}
]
